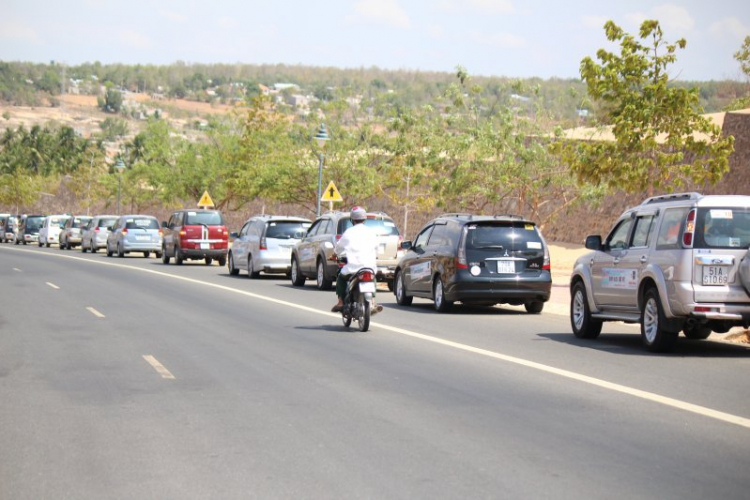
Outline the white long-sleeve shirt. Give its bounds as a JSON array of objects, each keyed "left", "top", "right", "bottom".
[{"left": 335, "top": 222, "right": 378, "bottom": 275}]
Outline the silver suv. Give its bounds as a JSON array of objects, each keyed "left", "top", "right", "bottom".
[
  {"left": 570, "top": 193, "right": 750, "bottom": 352},
  {"left": 290, "top": 211, "right": 403, "bottom": 290}
]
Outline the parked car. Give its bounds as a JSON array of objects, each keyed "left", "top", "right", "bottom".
[
  {"left": 4, "top": 215, "right": 18, "bottom": 243},
  {"left": 106, "top": 215, "right": 163, "bottom": 258},
  {"left": 394, "top": 213, "right": 552, "bottom": 313},
  {"left": 59, "top": 215, "right": 92, "bottom": 250},
  {"left": 160, "top": 209, "right": 229, "bottom": 266},
  {"left": 290, "top": 210, "right": 403, "bottom": 290},
  {"left": 228, "top": 215, "right": 311, "bottom": 277},
  {"left": 14, "top": 215, "right": 45, "bottom": 245},
  {"left": 80, "top": 215, "right": 119, "bottom": 253},
  {"left": 38, "top": 214, "right": 70, "bottom": 247},
  {"left": 570, "top": 192, "right": 750, "bottom": 352}
]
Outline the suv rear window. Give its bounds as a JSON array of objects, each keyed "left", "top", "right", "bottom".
[
  {"left": 265, "top": 221, "right": 311, "bottom": 239},
  {"left": 695, "top": 208, "right": 750, "bottom": 249},
  {"left": 464, "top": 222, "right": 543, "bottom": 250},
  {"left": 125, "top": 218, "right": 159, "bottom": 230},
  {"left": 185, "top": 211, "right": 224, "bottom": 225},
  {"left": 341, "top": 218, "right": 400, "bottom": 236}
]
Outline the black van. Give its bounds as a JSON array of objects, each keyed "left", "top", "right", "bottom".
[
  {"left": 14, "top": 215, "right": 45, "bottom": 245},
  {"left": 394, "top": 214, "right": 552, "bottom": 313}
]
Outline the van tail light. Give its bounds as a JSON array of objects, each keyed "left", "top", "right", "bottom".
[
  {"left": 121, "top": 228, "right": 128, "bottom": 235},
  {"left": 360, "top": 271, "right": 374, "bottom": 282},
  {"left": 179, "top": 230, "right": 187, "bottom": 237},
  {"left": 543, "top": 246, "right": 551, "bottom": 271},
  {"left": 683, "top": 209, "right": 696, "bottom": 247},
  {"left": 259, "top": 236, "right": 267, "bottom": 250},
  {"left": 456, "top": 257, "right": 469, "bottom": 270}
]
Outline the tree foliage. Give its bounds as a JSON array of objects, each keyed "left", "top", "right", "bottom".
[{"left": 556, "top": 20, "right": 734, "bottom": 195}]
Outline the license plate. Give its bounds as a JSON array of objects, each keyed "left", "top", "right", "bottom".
[
  {"left": 497, "top": 260, "right": 515, "bottom": 274},
  {"left": 702, "top": 266, "right": 729, "bottom": 285},
  {"left": 378, "top": 243, "right": 386, "bottom": 255},
  {"left": 200, "top": 243, "right": 210, "bottom": 250},
  {"left": 135, "top": 235, "right": 149, "bottom": 241},
  {"left": 359, "top": 282, "right": 376, "bottom": 293}
]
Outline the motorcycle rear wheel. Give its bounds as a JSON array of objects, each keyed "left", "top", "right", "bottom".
[{"left": 357, "top": 295, "right": 370, "bottom": 332}]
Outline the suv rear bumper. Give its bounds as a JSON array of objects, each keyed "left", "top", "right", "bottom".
[
  {"left": 446, "top": 274, "right": 552, "bottom": 303},
  {"left": 181, "top": 248, "right": 227, "bottom": 259}
]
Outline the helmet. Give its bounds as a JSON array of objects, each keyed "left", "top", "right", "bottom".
[{"left": 350, "top": 206, "right": 367, "bottom": 221}]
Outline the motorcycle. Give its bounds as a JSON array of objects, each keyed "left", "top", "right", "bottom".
[{"left": 334, "top": 254, "right": 377, "bottom": 332}]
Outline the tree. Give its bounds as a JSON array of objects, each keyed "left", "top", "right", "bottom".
[
  {"left": 556, "top": 20, "right": 734, "bottom": 195},
  {"left": 99, "top": 84, "right": 124, "bottom": 113},
  {"left": 725, "top": 35, "right": 750, "bottom": 111}
]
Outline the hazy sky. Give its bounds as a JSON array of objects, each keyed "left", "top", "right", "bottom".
[{"left": 1, "top": 0, "right": 749, "bottom": 81}]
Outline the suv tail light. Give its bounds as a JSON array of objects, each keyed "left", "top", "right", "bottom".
[
  {"left": 360, "top": 271, "right": 374, "bottom": 282},
  {"left": 543, "top": 246, "right": 551, "bottom": 271},
  {"left": 121, "top": 228, "right": 128, "bottom": 235},
  {"left": 683, "top": 209, "right": 696, "bottom": 247},
  {"left": 457, "top": 227, "right": 468, "bottom": 269}
]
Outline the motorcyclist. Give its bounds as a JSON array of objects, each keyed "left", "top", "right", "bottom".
[{"left": 331, "top": 206, "right": 383, "bottom": 314}]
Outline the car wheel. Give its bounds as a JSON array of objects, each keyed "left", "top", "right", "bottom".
[
  {"left": 247, "top": 256, "right": 260, "bottom": 279},
  {"left": 175, "top": 248, "right": 184, "bottom": 265},
  {"left": 217, "top": 256, "right": 226, "bottom": 267},
  {"left": 117, "top": 243, "right": 125, "bottom": 258},
  {"left": 290, "top": 257, "right": 306, "bottom": 286},
  {"left": 525, "top": 301, "right": 544, "bottom": 314},
  {"left": 433, "top": 277, "right": 453, "bottom": 312},
  {"left": 228, "top": 252, "right": 239, "bottom": 275},
  {"left": 316, "top": 259, "right": 332, "bottom": 290},
  {"left": 641, "top": 288, "right": 678, "bottom": 352},
  {"left": 205, "top": 258, "right": 213, "bottom": 265},
  {"left": 162, "top": 246, "right": 170, "bottom": 264},
  {"left": 395, "top": 271, "right": 413, "bottom": 306},
  {"left": 106, "top": 244, "right": 113, "bottom": 257},
  {"left": 155, "top": 252, "right": 162, "bottom": 259},
  {"left": 143, "top": 252, "right": 150, "bottom": 258},
  {"left": 683, "top": 323, "right": 712, "bottom": 340},
  {"left": 90, "top": 241, "right": 97, "bottom": 254},
  {"left": 571, "top": 282, "right": 602, "bottom": 339},
  {"left": 81, "top": 242, "right": 87, "bottom": 253},
  {"left": 387, "top": 280, "right": 394, "bottom": 292},
  {"left": 45, "top": 241, "right": 50, "bottom": 248},
  {"left": 38, "top": 240, "right": 43, "bottom": 247}
]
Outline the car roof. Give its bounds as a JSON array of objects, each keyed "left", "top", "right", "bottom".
[
  {"left": 635, "top": 192, "right": 750, "bottom": 211},
  {"left": 248, "top": 215, "right": 311, "bottom": 222},
  {"left": 433, "top": 213, "right": 535, "bottom": 224}
]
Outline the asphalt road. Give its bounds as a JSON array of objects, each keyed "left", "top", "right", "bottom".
[{"left": 2, "top": 244, "right": 750, "bottom": 499}]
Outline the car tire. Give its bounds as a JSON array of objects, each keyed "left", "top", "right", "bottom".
[
  {"left": 45, "top": 241, "right": 50, "bottom": 248},
  {"left": 106, "top": 244, "right": 113, "bottom": 257},
  {"left": 90, "top": 241, "right": 97, "bottom": 254},
  {"left": 155, "top": 252, "right": 162, "bottom": 259},
  {"left": 205, "top": 258, "right": 213, "bottom": 265},
  {"left": 433, "top": 277, "right": 453, "bottom": 313},
  {"left": 175, "top": 248, "right": 184, "bottom": 265},
  {"left": 641, "top": 288, "right": 678, "bottom": 352},
  {"left": 683, "top": 323, "right": 712, "bottom": 340},
  {"left": 117, "top": 244, "right": 125, "bottom": 258},
  {"left": 143, "top": 252, "right": 150, "bottom": 258},
  {"left": 525, "top": 301, "right": 544, "bottom": 314},
  {"left": 290, "top": 257, "right": 306, "bottom": 286},
  {"left": 570, "top": 281, "right": 602, "bottom": 339},
  {"left": 162, "top": 247, "right": 170, "bottom": 264},
  {"left": 81, "top": 242, "right": 87, "bottom": 253},
  {"left": 38, "top": 240, "right": 43, "bottom": 247},
  {"left": 316, "top": 259, "right": 332, "bottom": 290},
  {"left": 387, "top": 280, "right": 394, "bottom": 292},
  {"left": 217, "top": 256, "right": 226, "bottom": 267},
  {"left": 395, "top": 271, "right": 413, "bottom": 306},
  {"left": 247, "top": 256, "right": 260, "bottom": 279},
  {"left": 228, "top": 252, "right": 239, "bottom": 275}
]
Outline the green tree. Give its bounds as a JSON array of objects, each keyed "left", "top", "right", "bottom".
[
  {"left": 557, "top": 20, "right": 734, "bottom": 194},
  {"left": 725, "top": 35, "right": 750, "bottom": 111},
  {"left": 100, "top": 85, "right": 123, "bottom": 113}
]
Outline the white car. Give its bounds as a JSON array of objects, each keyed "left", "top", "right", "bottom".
[{"left": 38, "top": 214, "right": 71, "bottom": 247}]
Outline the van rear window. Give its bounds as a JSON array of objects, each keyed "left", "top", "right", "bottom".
[
  {"left": 464, "top": 222, "right": 543, "bottom": 250},
  {"left": 266, "top": 221, "right": 310, "bottom": 239},
  {"left": 185, "top": 211, "right": 224, "bottom": 225},
  {"left": 695, "top": 208, "right": 750, "bottom": 249}
]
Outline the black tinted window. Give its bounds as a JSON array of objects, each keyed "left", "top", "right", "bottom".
[
  {"left": 125, "top": 218, "right": 159, "bottom": 229},
  {"left": 464, "top": 222, "right": 543, "bottom": 250},
  {"left": 427, "top": 224, "right": 452, "bottom": 247},
  {"left": 265, "top": 221, "right": 311, "bottom": 239},
  {"left": 25, "top": 217, "right": 44, "bottom": 230},
  {"left": 185, "top": 211, "right": 224, "bottom": 225}
]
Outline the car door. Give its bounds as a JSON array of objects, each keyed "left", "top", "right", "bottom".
[
  {"left": 233, "top": 221, "right": 252, "bottom": 270},
  {"left": 297, "top": 219, "right": 323, "bottom": 274},
  {"left": 590, "top": 217, "right": 634, "bottom": 307},
  {"left": 403, "top": 224, "right": 435, "bottom": 294},
  {"left": 163, "top": 212, "right": 180, "bottom": 255},
  {"left": 609, "top": 211, "right": 657, "bottom": 308}
]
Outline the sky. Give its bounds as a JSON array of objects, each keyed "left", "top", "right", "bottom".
[{"left": 1, "top": 0, "right": 749, "bottom": 81}]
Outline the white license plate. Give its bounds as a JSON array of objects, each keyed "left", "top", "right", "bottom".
[
  {"left": 200, "top": 243, "right": 210, "bottom": 250},
  {"left": 378, "top": 243, "right": 386, "bottom": 255},
  {"left": 497, "top": 260, "right": 515, "bottom": 274},
  {"left": 702, "top": 266, "right": 729, "bottom": 285},
  {"left": 135, "top": 235, "right": 149, "bottom": 241},
  {"left": 359, "top": 282, "right": 376, "bottom": 293}
]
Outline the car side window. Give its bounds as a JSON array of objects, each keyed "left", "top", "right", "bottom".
[
  {"left": 656, "top": 207, "right": 689, "bottom": 249},
  {"left": 414, "top": 225, "right": 434, "bottom": 250},
  {"left": 318, "top": 219, "right": 332, "bottom": 236},
  {"left": 605, "top": 219, "right": 633, "bottom": 251},
  {"left": 239, "top": 222, "right": 250, "bottom": 237},
  {"left": 631, "top": 215, "right": 655, "bottom": 248},
  {"left": 427, "top": 223, "right": 450, "bottom": 247},
  {"left": 306, "top": 220, "right": 322, "bottom": 238}
]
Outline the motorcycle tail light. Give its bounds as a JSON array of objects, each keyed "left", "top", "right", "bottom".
[{"left": 360, "top": 271, "right": 374, "bottom": 282}]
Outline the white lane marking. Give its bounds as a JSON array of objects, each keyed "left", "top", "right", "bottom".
[
  {"left": 86, "top": 307, "right": 105, "bottom": 318},
  {"left": 13, "top": 268, "right": 22, "bottom": 272},
  {"left": 5, "top": 246, "right": 750, "bottom": 429},
  {"left": 46, "top": 282, "right": 60, "bottom": 289},
  {"left": 142, "top": 355, "right": 175, "bottom": 379}
]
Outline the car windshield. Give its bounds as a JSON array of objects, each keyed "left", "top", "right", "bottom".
[
  {"left": 72, "top": 217, "right": 92, "bottom": 228},
  {"left": 25, "top": 217, "right": 44, "bottom": 230},
  {"left": 185, "top": 211, "right": 224, "bottom": 225},
  {"left": 341, "top": 218, "right": 400, "bottom": 236},
  {"left": 265, "top": 221, "right": 311, "bottom": 239},
  {"left": 125, "top": 218, "right": 159, "bottom": 230},
  {"left": 98, "top": 218, "right": 117, "bottom": 228},
  {"left": 464, "top": 222, "right": 543, "bottom": 250},
  {"left": 695, "top": 208, "right": 750, "bottom": 249}
]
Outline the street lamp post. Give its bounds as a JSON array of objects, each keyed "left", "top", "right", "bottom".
[
  {"left": 314, "top": 123, "right": 330, "bottom": 217},
  {"left": 115, "top": 158, "right": 125, "bottom": 215}
]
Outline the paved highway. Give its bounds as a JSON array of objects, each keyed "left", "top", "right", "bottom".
[{"left": 2, "top": 244, "right": 750, "bottom": 499}]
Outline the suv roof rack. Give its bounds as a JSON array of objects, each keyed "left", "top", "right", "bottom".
[
  {"left": 438, "top": 213, "right": 474, "bottom": 219},
  {"left": 494, "top": 213, "right": 526, "bottom": 220},
  {"left": 641, "top": 192, "right": 702, "bottom": 205}
]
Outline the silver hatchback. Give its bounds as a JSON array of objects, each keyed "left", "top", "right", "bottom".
[
  {"left": 570, "top": 193, "right": 750, "bottom": 352},
  {"left": 105, "top": 215, "right": 163, "bottom": 258},
  {"left": 229, "top": 215, "right": 311, "bottom": 277},
  {"left": 81, "top": 215, "right": 119, "bottom": 253}
]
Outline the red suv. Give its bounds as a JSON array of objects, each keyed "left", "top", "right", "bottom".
[{"left": 161, "top": 209, "right": 229, "bottom": 265}]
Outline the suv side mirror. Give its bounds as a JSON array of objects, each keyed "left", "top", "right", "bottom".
[
  {"left": 585, "top": 235, "right": 602, "bottom": 250},
  {"left": 230, "top": 231, "right": 239, "bottom": 238},
  {"left": 161, "top": 221, "right": 168, "bottom": 228},
  {"left": 400, "top": 240, "right": 412, "bottom": 251}
]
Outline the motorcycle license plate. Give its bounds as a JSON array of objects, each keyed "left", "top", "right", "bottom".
[{"left": 359, "top": 282, "right": 376, "bottom": 293}]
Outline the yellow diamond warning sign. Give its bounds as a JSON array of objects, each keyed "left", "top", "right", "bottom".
[
  {"left": 197, "top": 191, "right": 215, "bottom": 208},
  {"left": 321, "top": 181, "right": 343, "bottom": 202}
]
